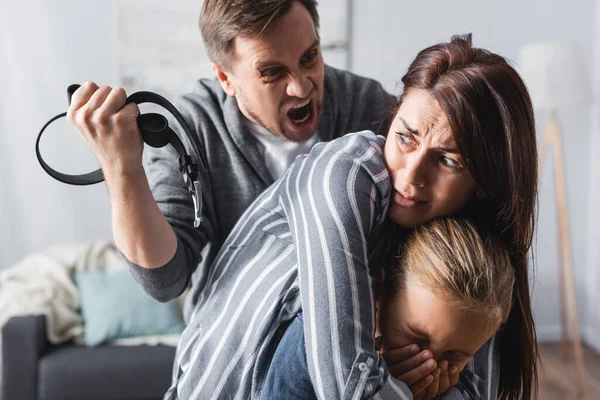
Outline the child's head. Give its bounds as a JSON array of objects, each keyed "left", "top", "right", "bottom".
[{"left": 375, "top": 218, "right": 514, "bottom": 374}]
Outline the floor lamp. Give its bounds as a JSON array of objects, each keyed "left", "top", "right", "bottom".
[{"left": 518, "top": 42, "right": 592, "bottom": 396}]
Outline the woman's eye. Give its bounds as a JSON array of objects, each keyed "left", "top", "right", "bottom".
[
  {"left": 441, "top": 156, "right": 461, "bottom": 169},
  {"left": 395, "top": 132, "right": 415, "bottom": 146}
]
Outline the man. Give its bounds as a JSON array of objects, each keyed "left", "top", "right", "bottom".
[
  {"left": 68, "top": 0, "right": 394, "bottom": 311},
  {"left": 67, "top": 1, "right": 493, "bottom": 398}
]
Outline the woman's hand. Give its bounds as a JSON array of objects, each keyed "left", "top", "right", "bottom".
[{"left": 381, "top": 344, "right": 438, "bottom": 396}]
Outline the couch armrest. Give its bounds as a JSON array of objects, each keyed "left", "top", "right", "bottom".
[{"left": 2, "top": 315, "right": 49, "bottom": 400}]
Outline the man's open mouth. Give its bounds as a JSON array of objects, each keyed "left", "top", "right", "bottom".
[{"left": 287, "top": 99, "right": 314, "bottom": 126}]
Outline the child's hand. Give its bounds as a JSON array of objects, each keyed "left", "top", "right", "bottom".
[
  {"left": 436, "top": 360, "right": 460, "bottom": 396},
  {"left": 414, "top": 360, "right": 459, "bottom": 399},
  {"left": 381, "top": 344, "right": 438, "bottom": 397}
]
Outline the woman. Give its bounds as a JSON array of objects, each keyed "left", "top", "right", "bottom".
[
  {"left": 165, "top": 34, "right": 538, "bottom": 400},
  {"left": 264, "top": 34, "right": 539, "bottom": 400}
]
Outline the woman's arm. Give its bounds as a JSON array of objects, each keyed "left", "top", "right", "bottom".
[{"left": 279, "top": 131, "right": 412, "bottom": 399}]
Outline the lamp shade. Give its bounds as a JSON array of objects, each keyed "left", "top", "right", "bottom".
[{"left": 517, "top": 42, "right": 592, "bottom": 111}]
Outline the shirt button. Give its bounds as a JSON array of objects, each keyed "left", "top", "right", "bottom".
[{"left": 359, "top": 362, "right": 368, "bottom": 372}]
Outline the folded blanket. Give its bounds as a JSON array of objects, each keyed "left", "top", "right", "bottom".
[{"left": 0, "top": 241, "right": 182, "bottom": 379}]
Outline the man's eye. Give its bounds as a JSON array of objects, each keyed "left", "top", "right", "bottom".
[
  {"left": 262, "top": 67, "right": 282, "bottom": 78},
  {"left": 302, "top": 51, "right": 317, "bottom": 64}
]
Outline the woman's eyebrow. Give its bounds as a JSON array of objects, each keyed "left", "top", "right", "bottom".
[
  {"left": 399, "top": 117, "right": 419, "bottom": 135},
  {"left": 434, "top": 145, "right": 460, "bottom": 154},
  {"left": 398, "top": 116, "right": 460, "bottom": 154}
]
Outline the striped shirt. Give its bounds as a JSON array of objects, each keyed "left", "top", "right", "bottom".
[{"left": 164, "top": 131, "right": 499, "bottom": 399}]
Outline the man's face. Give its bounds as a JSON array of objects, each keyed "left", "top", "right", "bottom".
[{"left": 218, "top": 1, "right": 324, "bottom": 142}]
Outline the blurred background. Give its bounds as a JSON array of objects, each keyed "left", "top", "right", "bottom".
[{"left": 1, "top": 0, "right": 599, "bottom": 398}]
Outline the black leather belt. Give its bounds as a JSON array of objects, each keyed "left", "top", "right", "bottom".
[{"left": 36, "top": 84, "right": 208, "bottom": 227}]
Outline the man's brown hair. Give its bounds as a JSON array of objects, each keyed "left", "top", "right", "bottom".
[{"left": 200, "top": 0, "right": 320, "bottom": 69}]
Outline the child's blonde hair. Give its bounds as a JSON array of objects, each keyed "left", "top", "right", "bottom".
[{"left": 388, "top": 218, "right": 515, "bottom": 331}]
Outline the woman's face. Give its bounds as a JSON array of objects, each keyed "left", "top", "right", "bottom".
[
  {"left": 384, "top": 89, "right": 477, "bottom": 227},
  {"left": 376, "top": 280, "right": 496, "bottom": 375}
]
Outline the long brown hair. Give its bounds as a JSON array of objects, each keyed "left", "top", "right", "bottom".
[{"left": 398, "top": 34, "right": 539, "bottom": 399}]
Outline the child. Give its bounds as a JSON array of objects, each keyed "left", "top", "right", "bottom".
[
  {"left": 263, "top": 217, "right": 513, "bottom": 399},
  {"left": 374, "top": 217, "right": 513, "bottom": 398}
]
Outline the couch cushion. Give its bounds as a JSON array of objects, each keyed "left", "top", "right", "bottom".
[
  {"left": 74, "top": 268, "right": 185, "bottom": 346},
  {"left": 39, "top": 343, "right": 176, "bottom": 400}
]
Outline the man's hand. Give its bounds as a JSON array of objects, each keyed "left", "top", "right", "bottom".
[
  {"left": 382, "top": 344, "right": 438, "bottom": 397},
  {"left": 67, "top": 81, "right": 143, "bottom": 177},
  {"left": 67, "top": 81, "right": 178, "bottom": 269}
]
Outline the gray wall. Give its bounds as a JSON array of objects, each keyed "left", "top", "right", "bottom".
[
  {"left": 1, "top": 0, "right": 598, "bottom": 349},
  {"left": 0, "top": 0, "right": 118, "bottom": 269}
]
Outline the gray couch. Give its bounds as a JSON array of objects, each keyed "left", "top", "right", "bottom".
[{"left": 2, "top": 315, "right": 176, "bottom": 400}]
